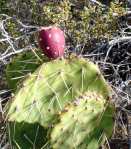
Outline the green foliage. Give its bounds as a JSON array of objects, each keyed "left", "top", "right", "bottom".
[
  {"left": 0, "top": 0, "right": 126, "bottom": 53},
  {"left": 6, "top": 0, "right": 125, "bottom": 49},
  {"left": 0, "top": 0, "right": 8, "bottom": 14},
  {"left": 7, "top": 56, "right": 114, "bottom": 148},
  {"left": 40, "top": 0, "right": 125, "bottom": 47},
  {"left": 4, "top": 19, "right": 22, "bottom": 38}
]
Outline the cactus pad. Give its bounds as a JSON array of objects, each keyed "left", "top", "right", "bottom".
[
  {"left": 6, "top": 50, "right": 47, "bottom": 91},
  {"left": 51, "top": 92, "right": 114, "bottom": 149},
  {"left": 7, "top": 56, "right": 111, "bottom": 127},
  {"left": 8, "top": 122, "right": 48, "bottom": 149},
  {"left": 7, "top": 55, "right": 113, "bottom": 148}
]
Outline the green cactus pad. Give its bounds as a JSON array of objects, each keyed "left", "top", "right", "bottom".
[
  {"left": 8, "top": 122, "right": 48, "bottom": 149},
  {"left": 7, "top": 56, "right": 111, "bottom": 127},
  {"left": 51, "top": 92, "right": 114, "bottom": 149},
  {"left": 6, "top": 50, "right": 48, "bottom": 91},
  {"left": 7, "top": 56, "right": 113, "bottom": 148}
]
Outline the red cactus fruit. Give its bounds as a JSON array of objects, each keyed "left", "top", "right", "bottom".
[{"left": 39, "top": 26, "right": 65, "bottom": 59}]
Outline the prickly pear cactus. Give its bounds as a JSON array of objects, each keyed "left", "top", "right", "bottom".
[
  {"left": 7, "top": 55, "right": 114, "bottom": 148},
  {"left": 51, "top": 92, "right": 114, "bottom": 149},
  {"left": 6, "top": 50, "right": 48, "bottom": 91},
  {"left": 8, "top": 122, "right": 48, "bottom": 149}
]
